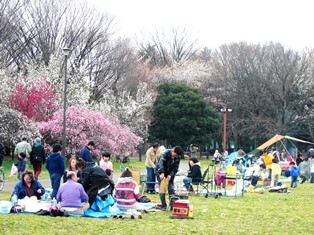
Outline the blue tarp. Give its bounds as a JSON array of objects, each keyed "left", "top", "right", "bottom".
[{"left": 225, "top": 151, "right": 238, "bottom": 165}]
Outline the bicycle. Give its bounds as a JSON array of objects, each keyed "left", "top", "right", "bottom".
[{"left": 0, "top": 166, "right": 5, "bottom": 191}]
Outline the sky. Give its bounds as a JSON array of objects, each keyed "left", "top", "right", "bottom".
[{"left": 87, "top": 0, "right": 314, "bottom": 51}]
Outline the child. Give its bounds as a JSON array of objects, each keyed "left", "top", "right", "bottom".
[
  {"left": 99, "top": 152, "right": 113, "bottom": 179},
  {"left": 270, "top": 158, "right": 282, "bottom": 187},
  {"left": 251, "top": 163, "right": 266, "bottom": 188},
  {"left": 289, "top": 161, "right": 300, "bottom": 188},
  {"left": 115, "top": 168, "right": 141, "bottom": 211},
  {"left": 16, "top": 152, "right": 27, "bottom": 180}
]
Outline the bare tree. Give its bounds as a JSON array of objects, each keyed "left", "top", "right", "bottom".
[
  {"left": 137, "top": 27, "right": 198, "bottom": 67},
  {"left": 207, "top": 42, "right": 314, "bottom": 148}
]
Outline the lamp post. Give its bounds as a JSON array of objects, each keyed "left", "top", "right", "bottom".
[
  {"left": 62, "top": 47, "right": 70, "bottom": 157},
  {"left": 220, "top": 107, "right": 232, "bottom": 153}
]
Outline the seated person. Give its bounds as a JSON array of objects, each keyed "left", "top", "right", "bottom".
[
  {"left": 12, "top": 170, "right": 45, "bottom": 199},
  {"left": 76, "top": 159, "right": 114, "bottom": 205},
  {"left": 115, "top": 168, "right": 141, "bottom": 211},
  {"left": 63, "top": 157, "right": 78, "bottom": 183},
  {"left": 250, "top": 163, "right": 266, "bottom": 187},
  {"left": 57, "top": 171, "right": 89, "bottom": 214},
  {"left": 183, "top": 157, "right": 202, "bottom": 193}
]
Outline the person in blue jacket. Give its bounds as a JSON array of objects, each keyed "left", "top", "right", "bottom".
[
  {"left": 79, "top": 141, "right": 95, "bottom": 163},
  {"left": 12, "top": 170, "right": 45, "bottom": 199},
  {"left": 46, "top": 144, "right": 65, "bottom": 199},
  {"left": 289, "top": 161, "right": 300, "bottom": 188}
]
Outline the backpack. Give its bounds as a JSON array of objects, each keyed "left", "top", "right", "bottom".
[{"left": 33, "top": 155, "right": 42, "bottom": 163}]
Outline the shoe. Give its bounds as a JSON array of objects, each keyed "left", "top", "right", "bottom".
[{"left": 155, "top": 205, "right": 167, "bottom": 211}]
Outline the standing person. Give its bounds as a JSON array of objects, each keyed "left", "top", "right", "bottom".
[
  {"left": 262, "top": 149, "right": 274, "bottom": 179},
  {"left": 99, "top": 152, "right": 113, "bottom": 179},
  {"left": 289, "top": 161, "right": 300, "bottom": 188},
  {"left": 30, "top": 137, "right": 46, "bottom": 178},
  {"left": 155, "top": 146, "right": 183, "bottom": 210},
  {"left": 79, "top": 141, "right": 95, "bottom": 163},
  {"left": 145, "top": 143, "right": 160, "bottom": 194},
  {"left": 0, "top": 140, "right": 4, "bottom": 167},
  {"left": 56, "top": 171, "right": 89, "bottom": 215},
  {"left": 14, "top": 137, "right": 32, "bottom": 167},
  {"left": 296, "top": 153, "right": 304, "bottom": 166},
  {"left": 270, "top": 158, "right": 282, "bottom": 187},
  {"left": 298, "top": 158, "right": 310, "bottom": 184},
  {"left": 12, "top": 170, "right": 45, "bottom": 200},
  {"left": 183, "top": 157, "right": 202, "bottom": 193},
  {"left": 16, "top": 152, "right": 27, "bottom": 180},
  {"left": 46, "top": 144, "right": 65, "bottom": 199}
]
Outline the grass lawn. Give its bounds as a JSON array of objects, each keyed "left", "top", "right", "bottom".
[{"left": 0, "top": 182, "right": 313, "bottom": 234}]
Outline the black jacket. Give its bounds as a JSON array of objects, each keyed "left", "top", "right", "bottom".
[
  {"left": 80, "top": 162, "right": 114, "bottom": 205},
  {"left": 156, "top": 149, "right": 181, "bottom": 178},
  {"left": 30, "top": 145, "right": 46, "bottom": 164},
  {"left": 187, "top": 164, "right": 202, "bottom": 183}
]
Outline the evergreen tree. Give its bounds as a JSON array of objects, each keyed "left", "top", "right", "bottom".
[{"left": 149, "top": 82, "right": 219, "bottom": 146}]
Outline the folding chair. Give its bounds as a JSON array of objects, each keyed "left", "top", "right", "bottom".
[{"left": 190, "top": 167, "right": 213, "bottom": 195}]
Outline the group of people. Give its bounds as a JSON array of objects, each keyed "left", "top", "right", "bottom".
[
  {"left": 11, "top": 139, "right": 188, "bottom": 213},
  {"left": 12, "top": 137, "right": 46, "bottom": 179},
  {"left": 249, "top": 147, "right": 314, "bottom": 188},
  {"left": 9, "top": 137, "right": 314, "bottom": 214}
]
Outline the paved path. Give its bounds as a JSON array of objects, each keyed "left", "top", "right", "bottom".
[{"left": 1, "top": 162, "right": 190, "bottom": 193}]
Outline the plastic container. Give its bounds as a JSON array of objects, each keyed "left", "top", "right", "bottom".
[{"left": 0, "top": 201, "right": 13, "bottom": 214}]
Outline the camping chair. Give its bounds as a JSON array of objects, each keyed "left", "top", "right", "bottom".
[{"left": 189, "top": 167, "right": 212, "bottom": 196}]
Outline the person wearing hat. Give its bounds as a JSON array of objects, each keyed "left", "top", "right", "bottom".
[{"left": 30, "top": 137, "right": 46, "bottom": 178}]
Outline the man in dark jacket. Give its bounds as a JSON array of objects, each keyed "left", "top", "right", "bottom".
[
  {"left": 0, "top": 141, "right": 4, "bottom": 167},
  {"left": 79, "top": 141, "right": 95, "bottom": 163},
  {"left": 30, "top": 137, "right": 46, "bottom": 178},
  {"left": 76, "top": 159, "right": 114, "bottom": 206},
  {"left": 155, "top": 146, "right": 183, "bottom": 210},
  {"left": 46, "top": 144, "right": 65, "bottom": 199}
]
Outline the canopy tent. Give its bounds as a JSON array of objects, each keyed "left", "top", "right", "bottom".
[{"left": 256, "top": 134, "right": 314, "bottom": 150}]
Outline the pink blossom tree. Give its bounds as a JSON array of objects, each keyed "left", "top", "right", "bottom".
[
  {"left": 38, "top": 106, "right": 143, "bottom": 157},
  {"left": 9, "top": 79, "right": 58, "bottom": 121}
]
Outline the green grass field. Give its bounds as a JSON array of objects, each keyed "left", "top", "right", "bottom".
[{"left": 0, "top": 182, "right": 313, "bottom": 234}]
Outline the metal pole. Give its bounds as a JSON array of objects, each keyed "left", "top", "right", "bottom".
[
  {"left": 223, "top": 110, "right": 227, "bottom": 153},
  {"left": 62, "top": 54, "right": 68, "bottom": 157}
]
